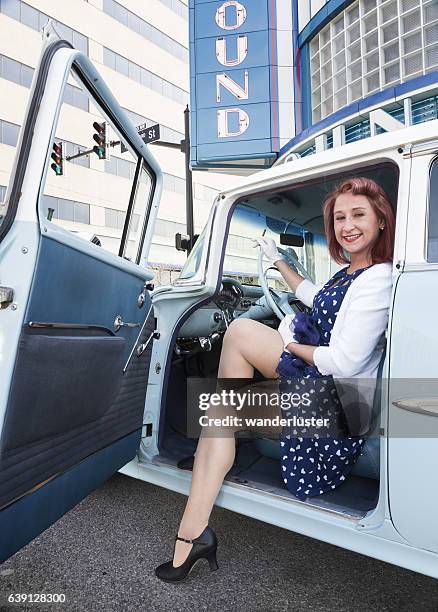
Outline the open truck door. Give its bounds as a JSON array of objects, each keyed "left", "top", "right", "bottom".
[{"left": 0, "top": 28, "right": 162, "bottom": 562}]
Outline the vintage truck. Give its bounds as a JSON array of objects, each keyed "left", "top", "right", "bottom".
[{"left": 1, "top": 31, "right": 438, "bottom": 579}]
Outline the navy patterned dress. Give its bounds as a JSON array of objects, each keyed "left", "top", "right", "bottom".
[{"left": 277, "top": 265, "right": 372, "bottom": 499}]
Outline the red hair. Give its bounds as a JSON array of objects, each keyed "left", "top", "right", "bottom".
[{"left": 322, "top": 177, "right": 395, "bottom": 264}]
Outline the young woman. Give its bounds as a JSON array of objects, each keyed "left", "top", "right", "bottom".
[{"left": 155, "top": 177, "right": 396, "bottom": 583}]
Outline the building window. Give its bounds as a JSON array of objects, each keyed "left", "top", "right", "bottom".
[
  {"left": 0, "top": 120, "right": 20, "bottom": 147},
  {"left": 154, "top": 218, "right": 186, "bottom": 237},
  {"left": 102, "top": 0, "right": 188, "bottom": 62},
  {"left": 105, "top": 156, "right": 185, "bottom": 195},
  {"left": 163, "top": 173, "right": 186, "bottom": 195},
  {"left": 105, "top": 156, "right": 136, "bottom": 180},
  {"left": 0, "top": 54, "right": 88, "bottom": 111},
  {"left": 63, "top": 83, "right": 89, "bottom": 112},
  {"left": 41, "top": 195, "right": 90, "bottom": 224},
  {"left": 310, "top": 0, "right": 438, "bottom": 123},
  {"left": 0, "top": 0, "right": 89, "bottom": 55},
  {"left": 103, "top": 48, "right": 188, "bottom": 105},
  {"left": 227, "top": 234, "right": 257, "bottom": 252},
  {"left": 61, "top": 139, "right": 91, "bottom": 169},
  {"left": 104, "top": 207, "right": 140, "bottom": 231},
  {"left": 194, "top": 183, "right": 219, "bottom": 202},
  {"left": 157, "top": 0, "right": 188, "bottom": 20},
  {"left": 105, "top": 207, "right": 125, "bottom": 229}
]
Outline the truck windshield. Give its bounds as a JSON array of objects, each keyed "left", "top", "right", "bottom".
[{"left": 222, "top": 204, "right": 330, "bottom": 289}]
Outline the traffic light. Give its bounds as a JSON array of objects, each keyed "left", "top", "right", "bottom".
[
  {"left": 92, "top": 121, "right": 107, "bottom": 159},
  {"left": 50, "top": 141, "right": 63, "bottom": 176}
]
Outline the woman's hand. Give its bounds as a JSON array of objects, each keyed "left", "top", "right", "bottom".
[
  {"left": 278, "top": 314, "right": 298, "bottom": 352},
  {"left": 252, "top": 236, "right": 284, "bottom": 265}
]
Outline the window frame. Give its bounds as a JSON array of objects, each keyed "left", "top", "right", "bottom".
[
  {"left": 425, "top": 154, "right": 438, "bottom": 263},
  {"left": 0, "top": 40, "right": 158, "bottom": 268}
]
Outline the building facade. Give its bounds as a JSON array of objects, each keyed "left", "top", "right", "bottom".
[
  {"left": 289, "top": 0, "right": 438, "bottom": 157},
  {"left": 0, "top": 0, "right": 240, "bottom": 281},
  {"left": 189, "top": 0, "right": 438, "bottom": 164}
]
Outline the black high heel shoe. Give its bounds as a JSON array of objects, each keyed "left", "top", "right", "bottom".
[{"left": 154, "top": 526, "right": 218, "bottom": 583}]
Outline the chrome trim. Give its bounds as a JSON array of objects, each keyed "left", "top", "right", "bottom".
[
  {"left": 403, "top": 140, "right": 438, "bottom": 158},
  {"left": 136, "top": 331, "right": 155, "bottom": 357},
  {"left": 123, "top": 302, "right": 153, "bottom": 372},
  {"left": 401, "top": 262, "right": 438, "bottom": 271},
  {"left": 113, "top": 314, "right": 141, "bottom": 332},
  {"left": 149, "top": 457, "right": 362, "bottom": 522},
  {"left": 423, "top": 154, "right": 438, "bottom": 264},
  {"left": 392, "top": 398, "right": 438, "bottom": 417},
  {"left": 28, "top": 321, "right": 113, "bottom": 334}
]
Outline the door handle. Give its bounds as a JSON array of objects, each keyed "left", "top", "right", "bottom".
[
  {"left": 392, "top": 398, "right": 438, "bottom": 417},
  {"left": 114, "top": 315, "right": 141, "bottom": 332},
  {"left": 0, "top": 286, "right": 14, "bottom": 309}
]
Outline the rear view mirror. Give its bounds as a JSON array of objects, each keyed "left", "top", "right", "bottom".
[{"left": 279, "top": 234, "right": 304, "bottom": 247}]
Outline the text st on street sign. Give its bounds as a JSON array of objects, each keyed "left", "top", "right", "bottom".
[{"left": 121, "top": 124, "right": 161, "bottom": 153}]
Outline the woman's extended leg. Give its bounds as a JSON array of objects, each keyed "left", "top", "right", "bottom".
[{"left": 172, "top": 318, "right": 284, "bottom": 567}]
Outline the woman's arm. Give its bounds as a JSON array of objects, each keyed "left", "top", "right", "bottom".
[
  {"left": 275, "top": 261, "right": 322, "bottom": 308},
  {"left": 275, "top": 260, "right": 306, "bottom": 293},
  {"left": 254, "top": 237, "right": 321, "bottom": 308},
  {"left": 284, "top": 341, "right": 317, "bottom": 366}
]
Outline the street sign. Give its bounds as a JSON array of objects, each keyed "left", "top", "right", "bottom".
[
  {"left": 139, "top": 124, "right": 160, "bottom": 144},
  {"left": 121, "top": 123, "right": 160, "bottom": 153}
]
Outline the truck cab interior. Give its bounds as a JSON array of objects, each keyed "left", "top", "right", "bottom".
[{"left": 157, "top": 161, "right": 399, "bottom": 519}]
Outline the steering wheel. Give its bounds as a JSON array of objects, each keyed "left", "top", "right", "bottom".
[{"left": 257, "top": 244, "right": 313, "bottom": 320}]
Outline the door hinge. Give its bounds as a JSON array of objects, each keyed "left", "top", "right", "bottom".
[
  {"left": 0, "top": 286, "right": 14, "bottom": 309},
  {"left": 401, "top": 143, "right": 413, "bottom": 158}
]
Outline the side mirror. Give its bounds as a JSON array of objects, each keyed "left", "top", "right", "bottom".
[
  {"left": 279, "top": 233, "right": 304, "bottom": 247},
  {"left": 175, "top": 233, "right": 200, "bottom": 253},
  {"left": 175, "top": 233, "right": 191, "bottom": 252}
]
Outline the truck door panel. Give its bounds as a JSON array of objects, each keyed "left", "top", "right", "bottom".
[
  {"left": 0, "top": 37, "right": 161, "bottom": 561},
  {"left": 388, "top": 154, "right": 438, "bottom": 553},
  {"left": 0, "top": 237, "right": 156, "bottom": 509}
]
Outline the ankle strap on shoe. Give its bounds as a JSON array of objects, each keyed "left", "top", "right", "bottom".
[
  {"left": 176, "top": 535, "right": 208, "bottom": 545},
  {"left": 175, "top": 535, "right": 194, "bottom": 544}
]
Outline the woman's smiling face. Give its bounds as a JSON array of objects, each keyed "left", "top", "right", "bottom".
[{"left": 333, "top": 193, "right": 383, "bottom": 260}]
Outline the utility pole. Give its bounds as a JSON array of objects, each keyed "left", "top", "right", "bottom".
[
  {"left": 183, "top": 105, "right": 194, "bottom": 252},
  {"left": 152, "top": 105, "right": 195, "bottom": 254}
]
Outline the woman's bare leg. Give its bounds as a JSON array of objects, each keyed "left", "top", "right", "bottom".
[{"left": 172, "top": 318, "right": 284, "bottom": 566}]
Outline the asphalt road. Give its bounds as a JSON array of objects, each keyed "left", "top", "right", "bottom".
[{"left": 1, "top": 473, "right": 437, "bottom": 612}]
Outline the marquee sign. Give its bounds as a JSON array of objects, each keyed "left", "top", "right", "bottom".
[{"left": 189, "top": 0, "right": 296, "bottom": 171}]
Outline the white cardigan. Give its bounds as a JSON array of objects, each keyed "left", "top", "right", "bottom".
[{"left": 295, "top": 262, "right": 393, "bottom": 379}]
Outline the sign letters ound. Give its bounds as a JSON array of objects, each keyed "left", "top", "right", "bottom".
[{"left": 215, "top": 1, "right": 250, "bottom": 138}]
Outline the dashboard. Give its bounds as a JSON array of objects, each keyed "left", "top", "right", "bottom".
[
  {"left": 175, "top": 277, "right": 307, "bottom": 357},
  {"left": 177, "top": 278, "right": 295, "bottom": 341}
]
